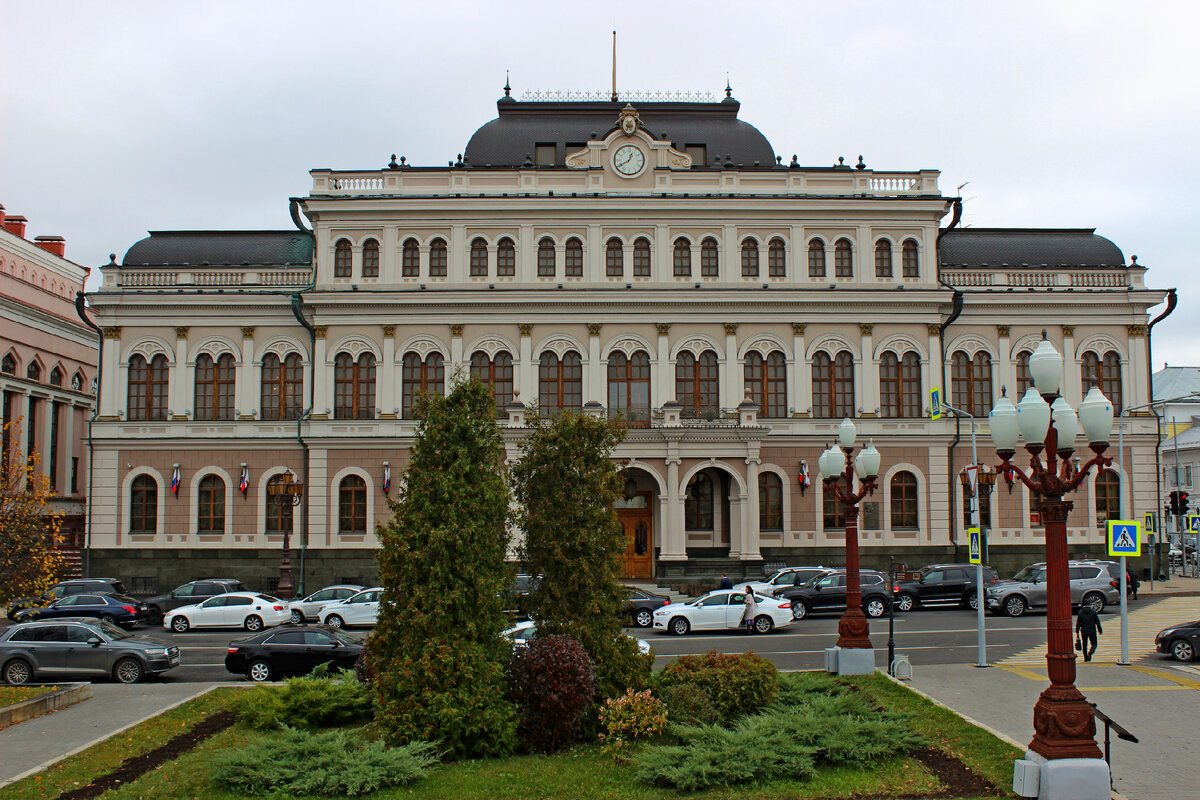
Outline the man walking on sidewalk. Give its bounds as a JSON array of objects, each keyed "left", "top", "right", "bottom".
[{"left": 1076, "top": 604, "right": 1103, "bottom": 662}]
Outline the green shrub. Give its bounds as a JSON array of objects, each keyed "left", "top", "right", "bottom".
[
  {"left": 236, "top": 663, "right": 371, "bottom": 730},
  {"left": 657, "top": 650, "right": 778, "bottom": 720},
  {"left": 507, "top": 634, "right": 595, "bottom": 753},
  {"left": 598, "top": 688, "right": 668, "bottom": 761},
  {"left": 658, "top": 682, "right": 717, "bottom": 726},
  {"left": 211, "top": 727, "right": 438, "bottom": 796}
]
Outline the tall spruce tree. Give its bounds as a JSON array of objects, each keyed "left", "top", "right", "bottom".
[
  {"left": 510, "top": 411, "right": 652, "bottom": 700},
  {"left": 370, "top": 378, "right": 517, "bottom": 757}
]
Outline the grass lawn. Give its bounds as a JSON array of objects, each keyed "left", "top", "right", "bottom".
[
  {"left": 2, "top": 675, "right": 1020, "bottom": 800},
  {"left": 0, "top": 686, "right": 59, "bottom": 707}
]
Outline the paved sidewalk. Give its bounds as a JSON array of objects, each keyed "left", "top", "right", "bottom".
[{"left": 1135, "top": 573, "right": 1200, "bottom": 597}]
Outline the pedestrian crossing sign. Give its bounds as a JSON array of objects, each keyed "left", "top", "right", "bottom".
[
  {"left": 1188, "top": 514, "right": 1200, "bottom": 534},
  {"left": 968, "top": 527, "right": 982, "bottom": 564},
  {"left": 930, "top": 388, "right": 942, "bottom": 420},
  {"left": 1106, "top": 520, "right": 1141, "bottom": 557}
]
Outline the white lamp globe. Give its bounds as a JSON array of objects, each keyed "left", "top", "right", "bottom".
[
  {"left": 1028, "top": 336, "right": 1064, "bottom": 395},
  {"left": 854, "top": 453, "right": 868, "bottom": 480},
  {"left": 828, "top": 445, "right": 847, "bottom": 477},
  {"left": 1050, "top": 397, "right": 1079, "bottom": 451},
  {"left": 989, "top": 394, "right": 1020, "bottom": 451},
  {"left": 838, "top": 417, "right": 857, "bottom": 448},
  {"left": 1078, "top": 386, "right": 1115, "bottom": 444},
  {"left": 859, "top": 440, "right": 882, "bottom": 477},
  {"left": 818, "top": 447, "right": 837, "bottom": 479},
  {"left": 1017, "top": 388, "right": 1051, "bottom": 445}
]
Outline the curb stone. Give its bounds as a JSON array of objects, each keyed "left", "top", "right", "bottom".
[{"left": 0, "top": 683, "right": 92, "bottom": 730}]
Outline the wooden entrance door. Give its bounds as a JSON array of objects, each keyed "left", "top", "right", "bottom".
[{"left": 617, "top": 494, "right": 653, "bottom": 579}]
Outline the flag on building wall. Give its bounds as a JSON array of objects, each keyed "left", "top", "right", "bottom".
[
  {"left": 382, "top": 463, "right": 391, "bottom": 494},
  {"left": 798, "top": 461, "right": 811, "bottom": 491},
  {"left": 171, "top": 466, "right": 180, "bottom": 494},
  {"left": 239, "top": 466, "right": 249, "bottom": 494}
]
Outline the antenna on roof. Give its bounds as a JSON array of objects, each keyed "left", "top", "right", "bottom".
[
  {"left": 611, "top": 30, "right": 618, "bottom": 102},
  {"left": 504, "top": 70, "right": 511, "bottom": 98},
  {"left": 725, "top": 73, "right": 732, "bottom": 98}
]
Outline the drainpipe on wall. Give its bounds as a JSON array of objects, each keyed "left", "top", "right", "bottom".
[
  {"left": 936, "top": 199, "right": 965, "bottom": 556},
  {"left": 1147, "top": 287, "right": 1177, "bottom": 577},
  {"left": 75, "top": 291, "right": 102, "bottom": 578},
  {"left": 289, "top": 202, "right": 317, "bottom": 594}
]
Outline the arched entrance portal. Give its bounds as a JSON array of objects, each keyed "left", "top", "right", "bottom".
[{"left": 616, "top": 468, "right": 655, "bottom": 579}]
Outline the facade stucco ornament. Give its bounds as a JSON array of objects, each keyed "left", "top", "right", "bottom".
[
  {"left": 195, "top": 336, "right": 240, "bottom": 360},
  {"left": 1061, "top": 325, "right": 1075, "bottom": 337},
  {"left": 241, "top": 326, "right": 255, "bottom": 338},
  {"left": 449, "top": 324, "right": 463, "bottom": 337},
  {"left": 996, "top": 325, "right": 1011, "bottom": 337},
  {"left": 518, "top": 324, "right": 533, "bottom": 336},
  {"left": 675, "top": 335, "right": 720, "bottom": 358},
  {"left": 102, "top": 326, "right": 122, "bottom": 340},
  {"left": 538, "top": 336, "right": 584, "bottom": 359},
  {"left": 382, "top": 325, "right": 396, "bottom": 337},
  {"left": 467, "top": 335, "right": 511, "bottom": 359},
  {"left": 607, "top": 335, "right": 650, "bottom": 358},
  {"left": 400, "top": 335, "right": 445, "bottom": 359},
  {"left": 587, "top": 323, "right": 602, "bottom": 336},
  {"left": 331, "top": 336, "right": 379, "bottom": 361},
  {"left": 174, "top": 326, "right": 188, "bottom": 339},
  {"left": 313, "top": 326, "right": 327, "bottom": 340},
  {"left": 617, "top": 104, "right": 641, "bottom": 135},
  {"left": 1127, "top": 324, "right": 1146, "bottom": 337},
  {"left": 926, "top": 324, "right": 941, "bottom": 337},
  {"left": 724, "top": 323, "right": 739, "bottom": 336},
  {"left": 792, "top": 323, "right": 806, "bottom": 336},
  {"left": 859, "top": 324, "right": 874, "bottom": 336},
  {"left": 655, "top": 323, "right": 671, "bottom": 335}
]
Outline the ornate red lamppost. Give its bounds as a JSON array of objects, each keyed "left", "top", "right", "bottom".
[{"left": 266, "top": 469, "right": 304, "bottom": 600}]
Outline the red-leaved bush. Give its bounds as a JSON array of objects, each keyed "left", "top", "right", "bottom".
[{"left": 507, "top": 634, "right": 596, "bottom": 753}]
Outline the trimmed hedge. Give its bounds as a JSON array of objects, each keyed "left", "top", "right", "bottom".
[
  {"left": 235, "top": 663, "right": 370, "bottom": 730},
  {"left": 507, "top": 634, "right": 596, "bottom": 753},
  {"left": 656, "top": 650, "right": 778, "bottom": 720}
]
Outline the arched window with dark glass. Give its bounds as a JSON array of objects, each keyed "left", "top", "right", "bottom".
[
  {"left": 338, "top": 475, "right": 367, "bottom": 534},
  {"left": 676, "top": 350, "right": 719, "bottom": 418},
  {"left": 361, "top": 238, "right": 379, "bottom": 278},
  {"left": 1095, "top": 468, "right": 1120, "bottom": 525},
  {"left": 402, "top": 238, "right": 420, "bottom": 277},
  {"left": 759, "top": 473, "right": 783, "bottom": 531},
  {"left": 673, "top": 237, "right": 691, "bottom": 277},
  {"left": 197, "top": 474, "right": 225, "bottom": 533},
  {"left": 607, "top": 350, "right": 650, "bottom": 427},
  {"left": 470, "top": 350, "right": 514, "bottom": 418},
  {"left": 963, "top": 478, "right": 992, "bottom": 528},
  {"left": 1082, "top": 351, "right": 1123, "bottom": 413},
  {"left": 401, "top": 352, "right": 444, "bottom": 418},
  {"left": 537, "top": 238, "right": 556, "bottom": 277},
  {"left": 951, "top": 350, "right": 993, "bottom": 416},
  {"left": 633, "top": 237, "right": 652, "bottom": 277},
  {"left": 428, "top": 238, "right": 448, "bottom": 277},
  {"left": 902, "top": 239, "right": 919, "bottom": 278},
  {"left": 496, "top": 237, "right": 516, "bottom": 276},
  {"left": 129, "top": 474, "right": 157, "bottom": 534},
  {"left": 823, "top": 476, "right": 848, "bottom": 529},
  {"left": 27, "top": 362, "right": 40, "bottom": 382},
  {"left": 470, "top": 238, "right": 489, "bottom": 277},
  {"left": 334, "top": 239, "right": 352, "bottom": 278},
  {"left": 812, "top": 351, "right": 855, "bottom": 418},
  {"left": 1015, "top": 350, "right": 1032, "bottom": 396},
  {"left": 265, "top": 473, "right": 293, "bottom": 534},
  {"left": 0, "top": 354, "right": 15, "bottom": 374},
  {"left": 741, "top": 239, "right": 759, "bottom": 277},
  {"left": 701, "top": 237, "right": 719, "bottom": 277},
  {"left": 744, "top": 351, "right": 787, "bottom": 418},
  {"left": 606, "top": 237, "right": 624, "bottom": 277},
  {"left": 768, "top": 237, "right": 786, "bottom": 278},
  {"left": 49, "top": 367, "right": 63, "bottom": 386},
  {"left": 808, "top": 238, "right": 826, "bottom": 277},
  {"left": 875, "top": 239, "right": 893, "bottom": 278},
  {"left": 194, "top": 353, "right": 236, "bottom": 421},
  {"left": 834, "top": 238, "right": 853, "bottom": 278},
  {"left": 880, "top": 351, "right": 921, "bottom": 418},
  {"left": 538, "top": 350, "right": 582, "bottom": 416},
  {"left": 127, "top": 354, "right": 168, "bottom": 421},
  {"left": 685, "top": 473, "right": 713, "bottom": 530},
  {"left": 261, "top": 352, "right": 303, "bottom": 420},
  {"left": 334, "top": 352, "right": 376, "bottom": 420},
  {"left": 891, "top": 471, "right": 918, "bottom": 529},
  {"left": 565, "top": 237, "right": 583, "bottom": 277}
]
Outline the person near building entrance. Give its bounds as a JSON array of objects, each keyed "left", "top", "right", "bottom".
[
  {"left": 1076, "top": 604, "right": 1103, "bottom": 662},
  {"left": 719, "top": 573, "right": 733, "bottom": 590},
  {"left": 741, "top": 588, "right": 757, "bottom": 634}
]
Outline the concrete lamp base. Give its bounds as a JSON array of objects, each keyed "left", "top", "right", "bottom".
[
  {"left": 1013, "top": 751, "right": 1110, "bottom": 800},
  {"left": 826, "top": 646, "right": 876, "bottom": 676}
]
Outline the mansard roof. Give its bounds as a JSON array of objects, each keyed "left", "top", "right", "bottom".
[
  {"left": 938, "top": 228, "right": 1125, "bottom": 269},
  {"left": 122, "top": 230, "right": 314, "bottom": 267}
]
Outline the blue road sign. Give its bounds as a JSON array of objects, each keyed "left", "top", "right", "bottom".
[
  {"left": 1106, "top": 520, "right": 1141, "bottom": 557},
  {"left": 968, "top": 527, "right": 982, "bottom": 564},
  {"left": 930, "top": 388, "right": 942, "bottom": 420}
]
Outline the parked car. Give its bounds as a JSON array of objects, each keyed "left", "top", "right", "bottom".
[
  {"left": 225, "top": 625, "right": 365, "bottom": 681},
  {"left": 318, "top": 587, "right": 383, "bottom": 628},
  {"left": 775, "top": 570, "right": 892, "bottom": 620},
  {"left": 1, "top": 618, "right": 179, "bottom": 684},
  {"left": 144, "top": 579, "right": 248, "bottom": 624},
  {"left": 502, "top": 620, "right": 653, "bottom": 655},
  {"left": 623, "top": 586, "right": 672, "bottom": 628},
  {"left": 893, "top": 564, "right": 999, "bottom": 611},
  {"left": 164, "top": 592, "right": 288, "bottom": 632},
  {"left": 287, "top": 585, "right": 364, "bottom": 624},
  {"left": 652, "top": 589, "right": 794, "bottom": 635},
  {"left": 7, "top": 578, "right": 128, "bottom": 620},
  {"left": 985, "top": 561, "right": 1120, "bottom": 617},
  {"left": 14, "top": 593, "right": 148, "bottom": 627},
  {"left": 1155, "top": 619, "right": 1200, "bottom": 662},
  {"left": 743, "top": 566, "right": 835, "bottom": 596},
  {"left": 502, "top": 574, "right": 540, "bottom": 619}
]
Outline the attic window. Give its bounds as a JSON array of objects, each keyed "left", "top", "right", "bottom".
[
  {"left": 685, "top": 144, "right": 706, "bottom": 167},
  {"left": 535, "top": 144, "right": 556, "bottom": 166}
]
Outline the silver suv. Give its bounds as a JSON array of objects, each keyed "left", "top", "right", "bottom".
[{"left": 985, "top": 560, "right": 1121, "bottom": 617}]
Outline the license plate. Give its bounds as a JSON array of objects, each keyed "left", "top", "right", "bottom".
[{"left": 168, "top": 656, "right": 179, "bottom": 665}]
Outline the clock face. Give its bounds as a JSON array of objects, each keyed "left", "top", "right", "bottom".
[{"left": 613, "top": 144, "right": 645, "bottom": 176}]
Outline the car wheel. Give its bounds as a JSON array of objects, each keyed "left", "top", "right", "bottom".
[
  {"left": 1082, "top": 593, "right": 1105, "bottom": 614},
  {"left": 669, "top": 616, "right": 690, "bottom": 635},
  {"left": 248, "top": 659, "right": 273, "bottom": 682},
  {"left": 244, "top": 615, "right": 263, "bottom": 632},
  {"left": 100, "top": 614, "right": 116, "bottom": 624},
  {"left": 791, "top": 601, "right": 809, "bottom": 620},
  {"left": 289, "top": 610, "right": 304, "bottom": 625},
  {"left": 146, "top": 606, "right": 164, "bottom": 625},
  {"left": 325, "top": 614, "right": 344, "bottom": 629},
  {"left": 2, "top": 658, "right": 33, "bottom": 685},
  {"left": 964, "top": 592, "right": 979, "bottom": 611},
  {"left": 754, "top": 615, "right": 774, "bottom": 634},
  {"left": 635, "top": 609, "right": 653, "bottom": 628},
  {"left": 1171, "top": 639, "right": 1196, "bottom": 662},
  {"left": 113, "top": 657, "right": 144, "bottom": 684},
  {"left": 896, "top": 593, "right": 917, "bottom": 612},
  {"left": 171, "top": 616, "right": 190, "bottom": 632},
  {"left": 864, "top": 598, "right": 887, "bottom": 618},
  {"left": 1004, "top": 595, "right": 1026, "bottom": 617}
]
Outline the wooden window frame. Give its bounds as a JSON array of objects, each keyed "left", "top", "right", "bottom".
[
  {"left": 470, "top": 350, "right": 514, "bottom": 418},
  {"left": 537, "top": 238, "right": 556, "bottom": 277},
  {"left": 197, "top": 474, "right": 225, "bottom": 534},
  {"left": 741, "top": 239, "right": 759, "bottom": 277},
  {"left": 808, "top": 239, "right": 826, "bottom": 277},
  {"left": 564, "top": 238, "right": 583, "bottom": 277},
  {"left": 334, "top": 352, "right": 377, "bottom": 420},
  {"left": 402, "top": 239, "right": 420, "bottom": 277},
  {"left": 633, "top": 237, "right": 651, "bottom": 277},
  {"left": 834, "top": 239, "right": 853, "bottom": 278},
  {"left": 759, "top": 472, "right": 783, "bottom": 531},
  {"left": 673, "top": 238, "right": 691, "bottom": 277},
  {"left": 538, "top": 351, "right": 583, "bottom": 416},
  {"left": 129, "top": 474, "right": 157, "bottom": 534},
  {"left": 496, "top": 237, "right": 516, "bottom": 276},
  {"left": 428, "top": 239, "right": 447, "bottom": 277},
  {"left": 194, "top": 353, "right": 236, "bottom": 421},
  {"left": 261, "top": 352, "right": 303, "bottom": 420},
  {"left": 891, "top": 472, "right": 919, "bottom": 529},
  {"left": 768, "top": 237, "right": 786, "bottom": 278},
  {"left": 675, "top": 350, "right": 719, "bottom": 418},
  {"left": 127, "top": 354, "right": 168, "bottom": 421},
  {"left": 607, "top": 350, "right": 651, "bottom": 427},
  {"left": 338, "top": 475, "right": 367, "bottom": 534},
  {"left": 401, "top": 352, "right": 445, "bottom": 419},
  {"left": 902, "top": 239, "right": 919, "bottom": 278},
  {"left": 470, "top": 238, "right": 489, "bottom": 277},
  {"left": 700, "top": 237, "right": 719, "bottom": 277},
  {"left": 361, "top": 239, "right": 379, "bottom": 278},
  {"left": 334, "top": 239, "right": 352, "bottom": 278},
  {"left": 606, "top": 238, "right": 624, "bottom": 277},
  {"left": 874, "top": 239, "right": 893, "bottom": 278}
]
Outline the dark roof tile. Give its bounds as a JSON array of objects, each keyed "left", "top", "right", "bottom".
[
  {"left": 122, "top": 231, "right": 314, "bottom": 268},
  {"left": 939, "top": 229, "right": 1125, "bottom": 268}
]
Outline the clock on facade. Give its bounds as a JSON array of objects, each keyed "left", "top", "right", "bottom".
[{"left": 613, "top": 144, "right": 645, "bottom": 176}]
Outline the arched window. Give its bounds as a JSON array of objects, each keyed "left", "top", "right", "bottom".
[
  {"left": 265, "top": 473, "right": 293, "bottom": 534},
  {"left": 334, "top": 239, "right": 352, "bottom": 278},
  {"left": 812, "top": 351, "right": 854, "bottom": 418},
  {"left": 334, "top": 352, "right": 376, "bottom": 420},
  {"left": 962, "top": 478, "right": 992, "bottom": 528},
  {"left": 606, "top": 237, "right": 624, "bottom": 277},
  {"left": 701, "top": 237, "right": 719, "bottom": 277},
  {"left": 26, "top": 362, "right": 40, "bottom": 382},
  {"left": 675, "top": 350, "right": 719, "bottom": 418},
  {"left": 1082, "top": 351, "right": 1123, "bottom": 413},
  {"left": 1015, "top": 350, "right": 1032, "bottom": 396},
  {"left": 673, "top": 237, "right": 691, "bottom": 277},
  {"left": 338, "top": 475, "right": 367, "bottom": 534},
  {"left": 537, "top": 238, "right": 556, "bottom": 277},
  {"left": 538, "top": 351, "right": 583, "bottom": 416},
  {"left": 891, "top": 472, "right": 918, "bottom": 529},
  {"left": 875, "top": 239, "right": 893, "bottom": 278},
  {"left": 428, "top": 238, "right": 448, "bottom": 277},
  {"left": 361, "top": 239, "right": 379, "bottom": 278},
  {"left": 127, "top": 354, "right": 168, "bottom": 421},
  {"left": 72, "top": 371, "right": 85, "bottom": 392},
  {"left": 197, "top": 474, "right": 225, "bottom": 533},
  {"left": 49, "top": 367, "right": 63, "bottom": 386},
  {"left": 902, "top": 239, "right": 919, "bottom": 278},
  {"left": 1095, "top": 468, "right": 1121, "bottom": 525},
  {"left": 401, "top": 352, "right": 444, "bottom": 419},
  {"left": 607, "top": 350, "right": 651, "bottom": 427},
  {"left": 261, "top": 352, "right": 303, "bottom": 420},
  {"left": 402, "top": 238, "right": 420, "bottom": 277},
  {"left": 744, "top": 351, "right": 787, "bottom": 418},
  {"left": 129, "top": 474, "right": 157, "bottom": 534},
  {"left": 834, "top": 238, "right": 853, "bottom": 278},
  {"left": 470, "top": 350, "right": 514, "bottom": 418},
  {"left": 808, "top": 239, "right": 826, "bottom": 277},
  {"left": 823, "top": 476, "right": 848, "bottom": 529},
  {"left": 685, "top": 473, "right": 713, "bottom": 530},
  {"left": 0, "top": 354, "right": 15, "bottom": 374},
  {"left": 194, "top": 353, "right": 236, "bottom": 421},
  {"left": 880, "top": 351, "right": 921, "bottom": 418},
  {"left": 565, "top": 237, "right": 583, "bottom": 277},
  {"left": 470, "top": 238, "right": 488, "bottom": 277},
  {"left": 768, "top": 237, "right": 786, "bottom": 278},
  {"left": 951, "top": 351, "right": 993, "bottom": 416},
  {"left": 496, "top": 237, "right": 516, "bottom": 276},
  {"left": 741, "top": 239, "right": 759, "bottom": 277},
  {"left": 633, "top": 237, "right": 652, "bottom": 277},
  {"left": 759, "top": 473, "right": 783, "bottom": 531}
]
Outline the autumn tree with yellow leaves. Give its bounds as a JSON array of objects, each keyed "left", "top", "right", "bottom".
[{"left": 0, "top": 420, "right": 64, "bottom": 608}]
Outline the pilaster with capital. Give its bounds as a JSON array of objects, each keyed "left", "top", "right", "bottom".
[
  {"left": 239, "top": 327, "right": 256, "bottom": 419},
  {"left": 449, "top": 324, "right": 464, "bottom": 372},
  {"left": 925, "top": 324, "right": 941, "bottom": 413},
  {"left": 169, "top": 327, "right": 189, "bottom": 420},
  {"left": 792, "top": 323, "right": 810, "bottom": 416},
  {"left": 660, "top": 446, "right": 686, "bottom": 560},
  {"left": 859, "top": 324, "right": 876, "bottom": 417},
  {"left": 312, "top": 326, "right": 329, "bottom": 417},
  {"left": 518, "top": 324, "right": 535, "bottom": 403},
  {"left": 655, "top": 324, "right": 671, "bottom": 406},
  {"left": 380, "top": 325, "right": 397, "bottom": 417},
  {"left": 722, "top": 324, "right": 740, "bottom": 411},
  {"left": 587, "top": 324, "right": 602, "bottom": 403},
  {"left": 996, "top": 324, "right": 1013, "bottom": 403},
  {"left": 742, "top": 448, "right": 762, "bottom": 561},
  {"left": 1126, "top": 325, "right": 1146, "bottom": 409},
  {"left": 100, "top": 327, "right": 121, "bottom": 418},
  {"left": 1060, "top": 326, "right": 1079, "bottom": 403}
]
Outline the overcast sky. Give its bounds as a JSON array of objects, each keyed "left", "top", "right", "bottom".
[{"left": 3, "top": 1, "right": 1196, "bottom": 368}]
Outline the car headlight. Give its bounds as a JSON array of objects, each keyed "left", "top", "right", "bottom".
[
  {"left": 1158, "top": 629, "right": 1175, "bottom": 640},
  {"left": 144, "top": 648, "right": 169, "bottom": 656}
]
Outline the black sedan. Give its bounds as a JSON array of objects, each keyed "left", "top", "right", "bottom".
[
  {"left": 1156, "top": 620, "right": 1200, "bottom": 662},
  {"left": 225, "top": 625, "right": 364, "bottom": 682},
  {"left": 14, "top": 593, "right": 148, "bottom": 627},
  {"left": 623, "top": 586, "right": 671, "bottom": 628}
]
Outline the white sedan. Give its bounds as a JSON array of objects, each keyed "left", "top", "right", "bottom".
[
  {"left": 164, "top": 592, "right": 289, "bottom": 632},
  {"left": 653, "top": 589, "right": 793, "bottom": 635},
  {"left": 502, "top": 620, "right": 652, "bottom": 655},
  {"left": 318, "top": 587, "right": 383, "bottom": 628},
  {"left": 287, "top": 584, "right": 364, "bottom": 624}
]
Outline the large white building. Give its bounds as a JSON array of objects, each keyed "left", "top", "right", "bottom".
[{"left": 85, "top": 87, "right": 1166, "bottom": 593}]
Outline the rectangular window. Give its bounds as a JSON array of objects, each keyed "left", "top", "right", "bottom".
[
  {"left": 535, "top": 143, "right": 556, "bottom": 166},
  {"left": 71, "top": 456, "right": 79, "bottom": 494},
  {"left": 1188, "top": 466, "right": 1193, "bottom": 487},
  {"left": 27, "top": 396, "right": 38, "bottom": 460}
]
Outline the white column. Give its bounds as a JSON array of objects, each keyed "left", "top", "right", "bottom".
[
  {"left": 1126, "top": 326, "right": 1145, "bottom": 410},
  {"left": 380, "top": 326, "right": 396, "bottom": 416},
  {"left": 240, "top": 327, "right": 255, "bottom": 419},
  {"left": 1061, "top": 326, "right": 1080, "bottom": 403},
  {"left": 723, "top": 224, "right": 737, "bottom": 283},
  {"left": 723, "top": 323, "right": 739, "bottom": 410},
  {"left": 449, "top": 326, "right": 464, "bottom": 374},
  {"left": 588, "top": 324, "right": 603, "bottom": 404},
  {"left": 587, "top": 224, "right": 602, "bottom": 281},
  {"left": 860, "top": 324, "right": 875, "bottom": 416},
  {"left": 40, "top": 396, "right": 54, "bottom": 479},
  {"left": 449, "top": 225, "right": 467, "bottom": 283},
  {"left": 996, "top": 326, "right": 1013, "bottom": 397},
  {"left": 661, "top": 450, "right": 686, "bottom": 560},
  {"left": 743, "top": 452, "right": 762, "bottom": 561},
  {"left": 728, "top": 495, "right": 744, "bottom": 558},
  {"left": 656, "top": 324, "right": 671, "bottom": 406},
  {"left": 793, "top": 323, "right": 809, "bottom": 416},
  {"left": 101, "top": 329, "right": 121, "bottom": 418},
  {"left": 519, "top": 224, "right": 534, "bottom": 282},
  {"left": 61, "top": 398, "right": 75, "bottom": 491},
  {"left": 926, "top": 324, "right": 941, "bottom": 414},
  {"left": 519, "top": 325, "right": 535, "bottom": 403},
  {"left": 313, "top": 328, "right": 329, "bottom": 417},
  {"left": 169, "top": 328, "right": 187, "bottom": 418},
  {"left": 382, "top": 225, "right": 399, "bottom": 283}
]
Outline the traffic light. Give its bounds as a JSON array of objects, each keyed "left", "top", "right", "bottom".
[
  {"left": 1181, "top": 492, "right": 1191, "bottom": 516},
  {"left": 1169, "top": 491, "right": 1180, "bottom": 516}
]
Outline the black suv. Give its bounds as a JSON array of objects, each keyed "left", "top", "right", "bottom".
[
  {"left": 144, "top": 579, "right": 247, "bottom": 623},
  {"left": 893, "top": 564, "right": 999, "bottom": 612},
  {"left": 776, "top": 570, "right": 892, "bottom": 620},
  {"left": 6, "top": 578, "right": 128, "bottom": 620}
]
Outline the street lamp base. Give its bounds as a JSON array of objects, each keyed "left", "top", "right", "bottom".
[
  {"left": 836, "top": 607, "right": 873, "bottom": 649},
  {"left": 1029, "top": 685, "right": 1103, "bottom": 761}
]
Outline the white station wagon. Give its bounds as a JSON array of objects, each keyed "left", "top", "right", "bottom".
[
  {"left": 164, "top": 592, "right": 289, "bottom": 632},
  {"left": 318, "top": 588, "right": 383, "bottom": 628}
]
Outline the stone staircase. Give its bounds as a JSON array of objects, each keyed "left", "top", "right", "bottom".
[{"left": 624, "top": 581, "right": 693, "bottom": 603}]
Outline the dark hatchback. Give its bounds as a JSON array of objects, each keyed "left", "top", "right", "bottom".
[
  {"left": 226, "top": 625, "right": 364, "bottom": 682},
  {"left": 893, "top": 564, "right": 999, "bottom": 612},
  {"left": 14, "top": 593, "right": 148, "bottom": 627},
  {"left": 776, "top": 570, "right": 892, "bottom": 619},
  {"left": 1155, "top": 619, "right": 1200, "bottom": 662},
  {"left": 623, "top": 586, "right": 671, "bottom": 628}
]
